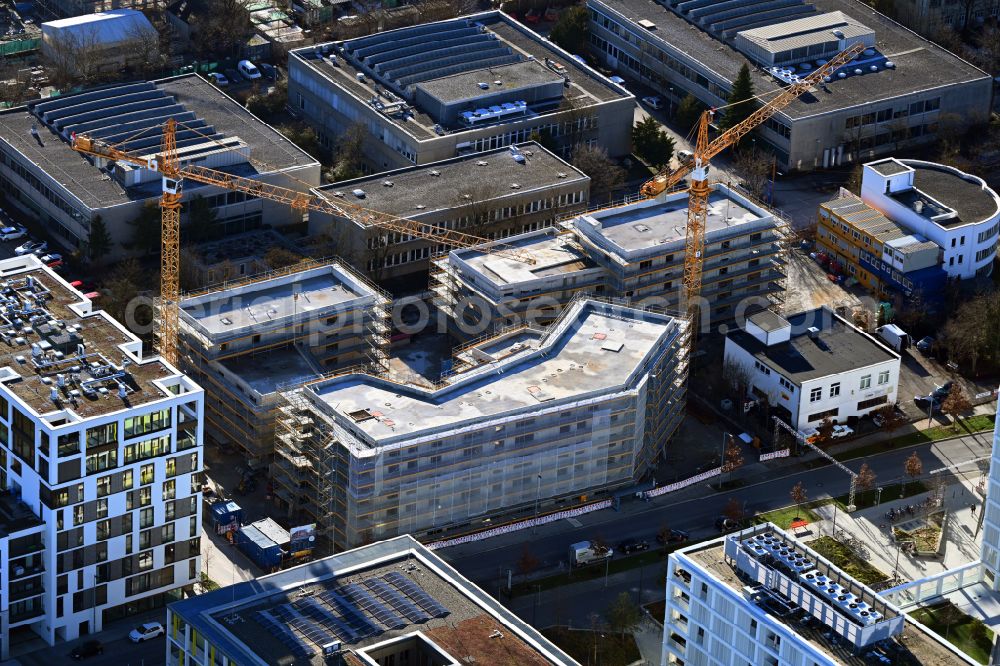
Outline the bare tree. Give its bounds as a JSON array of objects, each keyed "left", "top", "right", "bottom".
[
  {"left": 722, "top": 497, "right": 745, "bottom": 524},
  {"left": 941, "top": 383, "right": 972, "bottom": 431},
  {"left": 326, "top": 122, "right": 368, "bottom": 182},
  {"left": 722, "top": 435, "right": 744, "bottom": 483},
  {"left": 43, "top": 25, "right": 105, "bottom": 86},
  {"left": 721, "top": 357, "right": 753, "bottom": 408},
  {"left": 815, "top": 417, "right": 835, "bottom": 445},
  {"left": 571, "top": 143, "right": 624, "bottom": 201},
  {"left": 904, "top": 452, "right": 923, "bottom": 490},
  {"left": 790, "top": 480, "right": 808, "bottom": 505},
  {"left": 856, "top": 463, "right": 877, "bottom": 503},
  {"left": 192, "top": 0, "right": 253, "bottom": 57},
  {"left": 875, "top": 404, "right": 907, "bottom": 433},
  {"left": 121, "top": 20, "right": 163, "bottom": 77},
  {"left": 732, "top": 146, "right": 772, "bottom": 202}
]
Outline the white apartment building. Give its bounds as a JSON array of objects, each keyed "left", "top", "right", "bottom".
[
  {"left": 861, "top": 158, "right": 1000, "bottom": 280},
  {"left": 662, "top": 524, "right": 973, "bottom": 665},
  {"left": 724, "top": 307, "right": 900, "bottom": 432},
  {"left": 0, "top": 255, "right": 204, "bottom": 659},
  {"left": 277, "top": 297, "right": 687, "bottom": 551},
  {"left": 979, "top": 398, "right": 1000, "bottom": 585}
]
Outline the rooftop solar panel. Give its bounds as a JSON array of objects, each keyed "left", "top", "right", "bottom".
[
  {"left": 364, "top": 578, "right": 429, "bottom": 623},
  {"left": 384, "top": 572, "right": 450, "bottom": 618},
  {"left": 340, "top": 583, "right": 407, "bottom": 630}
]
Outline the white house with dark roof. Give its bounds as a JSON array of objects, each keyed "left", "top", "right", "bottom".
[{"left": 724, "top": 306, "right": 900, "bottom": 431}]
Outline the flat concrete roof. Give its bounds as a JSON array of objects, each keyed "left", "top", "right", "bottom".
[
  {"left": 308, "top": 299, "right": 677, "bottom": 443},
  {"left": 583, "top": 190, "right": 764, "bottom": 254},
  {"left": 220, "top": 346, "right": 320, "bottom": 397},
  {"left": 169, "top": 535, "right": 576, "bottom": 666},
  {"left": 0, "top": 75, "right": 316, "bottom": 211},
  {"left": 454, "top": 228, "right": 598, "bottom": 286},
  {"left": 180, "top": 263, "right": 375, "bottom": 341},
  {"left": 595, "top": 0, "right": 989, "bottom": 120},
  {"left": 906, "top": 162, "right": 1000, "bottom": 228},
  {"left": 314, "top": 142, "right": 588, "bottom": 219},
  {"left": 415, "top": 60, "right": 565, "bottom": 105},
  {"left": 728, "top": 306, "right": 897, "bottom": 383},
  {"left": 290, "top": 11, "right": 630, "bottom": 142}
]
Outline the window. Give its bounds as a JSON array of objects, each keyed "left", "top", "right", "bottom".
[
  {"left": 858, "top": 395, "right": 889, "bottom": 410},
  {"left": 95, "top": 519, "right": 110, "bottom": 541},
  {"left": 810, "top": 387, "right": 822, "bottom": 402},
  {"left": 96, "top": 475, "right": 111, "bottom": 498},
  {"left": 778, "top": 377, "right": 794, "bottom": 392},
  {"left": 122, "top": 469, "right": 133, "bottom": 490},
  {"left": 807, "top": 408, "right": 839, "bottom": 422},
  {"left": 123, "top": 435, "right": 170, "bottom": 464},
  {"left": 754, "top": 360, "right": 771, "bottom": 376},
  {"left": 140, "top": 507, "right": 155, "bottom": 528},
  {"left": 140, "top": 464, "right": 154, "bottom": 485},
  {"left": 85, "top": 449, "right": 116, "bottom": 475},
  {"left": 57, "top": 432, "right": 80, "bottom": 457},
  {"left": 124, "top": 409, "right": 170, "bottom": 439},
  {"left": 162, "top": 479, "right": 176, "bottom": 501},
  {"left": 96, "top": 498, "right": 108, "bottom": 519},
  {"left": 878, "top": 370, "right": 890, "bottom": 385},
  {"left": 829, "top": 382, "right": 841, "bottom": 398},
  {"left": 86, "top": 423, "right": 117, "bottom": 450},
  {"left": 860, "top": 375, "right": 872, "bottom": 389},
  {"left": 161, "top": 523, "right": 175, "bottom": 543},
  {"left": 139, "top": 486, "right": 151, "bottom": 506},
  {"left": 138, "top": 550, "right": 153, "bottom": 572}
]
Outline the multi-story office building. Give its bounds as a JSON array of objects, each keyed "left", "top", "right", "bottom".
[
  {"left": 178, "top": 261, "right": 389, "bottom": 470},
  {"left": 434, "top": 183, "right": 786, "bottom": 339},
  {"left": 309, "top": 142, "right": 590, "bottom": 286},
  {"left": 662, "top": 523, "right": 973, "bottom": 665},
  {"left": 166, "top": 534, "right": 580, "bottom": 666},
  {"left": 892, "top": 0, "right": 1000, "bottom": 37},
  {"left": 275, "top": 297, "right": 687, "bottom": 551},
  {"left": 0, "top": 254, "right": 204, "bottom": 659},
  {"left": 0, "top": 75, "right": 319, "bottom": 260},
  {"left": 287, "top": 12, "right": 634, "bottom": 171},
  {"left": 818, "top": 191, "right": 948, "bottom": 302},
  {"left": 724, "top": 306, "right": 900, "bottom": 431},
  {"left": 860, "top": 158, "right": 1000, "bottom": 280},
  {"left": 587, "top": 0, "right": 991, "bottom": 172}
]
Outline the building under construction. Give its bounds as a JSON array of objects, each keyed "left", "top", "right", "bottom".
[
  {"left": 433, "top": 183, "right": 787, "bottom": 339},
  {"left": 275, "top": 296, "right": 688, "bottom": 551},
  {"left": 177, "top": 260, "right": 390, "bottom": 469}
]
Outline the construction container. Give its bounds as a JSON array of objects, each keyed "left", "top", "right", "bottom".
[
  {"left": 236, "top": 518, "right": 290, "bottom": 570},
  {"left": 209, "top": 500, "right": 243, "bottom": 535}
]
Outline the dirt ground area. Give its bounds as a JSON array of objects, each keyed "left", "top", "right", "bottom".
[
  {"left": 782, "top": 249, "right": 864, "bottom": 315},
  {"left": 387, "top": 333, "right": 453, "bottom": 387}
]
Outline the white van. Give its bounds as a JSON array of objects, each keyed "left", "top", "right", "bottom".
[
  {"left": 238, "top": 60, "right": 261, "bottom": 80},
  {"left": 677, "top": 149, "right": 694, "bottom": 164}
]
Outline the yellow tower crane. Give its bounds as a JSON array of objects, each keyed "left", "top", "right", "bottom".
[
  {"left": 71, "top": 121, "right": 536, "bottom": 364},
  {"left": 639, "top": 42, "right": 866, "bottom": 333}
]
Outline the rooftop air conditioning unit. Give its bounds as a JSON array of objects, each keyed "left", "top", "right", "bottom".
[{"left": 807, "top": 327, "right": 820, "bottom": 339}]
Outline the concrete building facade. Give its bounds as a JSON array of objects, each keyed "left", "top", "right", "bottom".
[
  {"left": 0, "top": 75, "right": 319, "bottom": 260},
  {"left": 166, "top": 535, "right": 580, "bottom": 666},
  {"left": 178, "top": 261, "right": 389, "bottom": 470},
  {"left": 587, "top": 0, "right": 991, "bottom": 172},
  {"left": 287, "top": 12, "right": 635, "bottom": 172},
  {"left": 662, "top": 524, "right": 971, "bottom": 665},
  {"left": 0, "top": 254, "right": 204, "bottom": 659},
  {"left": 276, "top": 297, "right": 688, "bottom": 551},
  {"left": 310, "top": 142, "right": 590, "bottom": 286},
  {"left": 40, "top": 9, "right": 157, "bottom": 77},
  {"left": 724, "top": 307, "right": 901, "bottom": 432},
  {"left": 433, "top": 183, "right": 786, "bottom": 340}
]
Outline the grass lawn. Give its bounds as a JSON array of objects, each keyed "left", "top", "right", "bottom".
[
  {"left": 834, "top": 481, "right": 930, "bottom": 510},
  {"left": 511, "top": 547, "right": 674, "bottom": 597},
  {"left": 910, "top": 601, "right": 994, "bottom": 664},
  {"left": 834, "top": 414, "right": 994, "bottom": 462},
  {"left": 805, "top": 536, "right": 889, "bottom": 586},
  {"left": 542, "top": 626, "right": 641, "bottom": 666},
  {"left": 756, "top": 502, "right": 823, "bottom": 529}
]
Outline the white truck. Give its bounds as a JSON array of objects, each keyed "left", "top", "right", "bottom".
[
  {"left": 569, "top": 541, "right": 613, "bottom": 566},
  {"left": 876, "top": 324, "right": 910, "bottom": 352}
]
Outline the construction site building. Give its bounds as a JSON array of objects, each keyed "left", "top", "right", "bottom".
[
  {"left": 434, "top": 183, "right": 786, "bottom": 340},
  {"left": 0, "top": 255, "right": 204, "bottom": 658},
  {"left": 309, "top": 142, "right": 590, "bottom": 288},
  {"left": 177, "top": 261, "right": 389, "bottom": 469},
  {"left": 275, "top": 297, "right": 688, "bottom": 551}
]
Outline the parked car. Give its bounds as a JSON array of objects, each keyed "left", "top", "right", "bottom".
[
  {"left": 933, "top": 380, "right": 954, "bottom": 398},
  {"left": 129, "top": 621, "right": 165, "bottom": 643},
  {"left": 802, "top": 427, "right": 820, "bottom": 443},
  {"left": 830, "top": 424, "right": 854, "bottom": 439},
  {"left": 677, "top": 149, "right": 694, "bottom": 164},
  {"left": 40, "top": 253, "right": 62, "bottom": 267},
  {"left": 657, "top": 529, "right": 690, "bottom": 544},
  {"left": 609, "top": 75, "right": 626, "bottom": 86},
  {"left": 715, "top": 517, "right": 737, "bottom": 532},
  {"left": 914, "top": 394, "right": 943, "bottom": 412},
  {"left": 238, "top": 59, "right": 261, "bottom": 80},
  {"left": 224, "top": 68, "right": 242, "bottom": 84},
  {"left": 916, "top": 336, "right": 934, "bottom": 352},
  {"left": 618, "top": 538, "right": 650, "bottom": 554},
  {"left": 872, "top": 407, "right": 903, "bottom": 427},
  {"left": 641, "top": 95, "right": 663, "bottom": 110},
  {"left": 14, "top": 240, "right": 46, "bottom": 256},
  {"left": 258, "top": 62, "right": 277, "bottom": 80},
  {"left": 0, "top": 225, "right": 27, "bottom": 241},
  {"left": 71, "top": 640, "right": 104, "bottom": 659},
  {"left": 208, "top": 72, "right": 229, "bottom": 86}
]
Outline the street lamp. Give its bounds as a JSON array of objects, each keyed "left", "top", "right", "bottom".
[
  {"left": 532, "top": 473, "right": 543, "bottom": 534},
  {"left": 668, "top": 86, "right": 675, "bottom": 116},
  {"left": 876, "top": 487, "right": 883, "bottom": 506}
]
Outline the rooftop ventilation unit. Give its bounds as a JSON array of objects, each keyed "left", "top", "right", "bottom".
[
  {"left": 638, "top": 18, "right": 657, "bottom": 30},
  {"left": 807, "top": 326, "right": 820, "bottom": 339},
  {"left": 382, "top": 180, "right": 394, "bottom": 187},
  {"left": 430, "top": 170, "right": 441, "bottom": 176},
  {"left": 510, "top": 183, "right": 521, "bottom": 189},
  {"left": 476, "top": 161, "right": 488, "bottom": 166}
]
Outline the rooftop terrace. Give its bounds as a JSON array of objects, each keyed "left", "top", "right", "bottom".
[
  {"left": 306, "top": 298, "right": 679, "bottom": 444},
  {"left": 168, "top": 535, "right": 576, "bottom": 666},
  {"left": 728, "top": 306, "right": 897, "bottom": 382},
  {"left": 0, "top": 75, "right": 316, "bottom": 210},
  {"left": 594, "top": 0, "right": 989, "bottom": 120},
  {"left": 314, "top": 142, "right": 587, "bottom": 219},
  {"left": 0, "top": 255, "right": 189, "bottom": 421}
]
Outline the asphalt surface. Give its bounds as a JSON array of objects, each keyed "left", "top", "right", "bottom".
[{"left": 438, "top": 431, "right": 994, "bottom": 589}]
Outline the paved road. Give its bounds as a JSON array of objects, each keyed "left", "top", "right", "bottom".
[
  {"left": 439, "top": 432, "right": 993, "bottom": 589},
  {"left": 12, "top": 623, "right": 165, "bottom": 666}
]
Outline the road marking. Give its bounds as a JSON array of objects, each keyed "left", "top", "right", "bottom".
[{"left": 566, "top": 518, "right": 582, "bottom": 528}]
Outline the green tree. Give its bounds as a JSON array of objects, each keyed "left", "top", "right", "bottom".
[
  {"left": 548, "top": 5, "right": 589, "bottom": 55},
  {"left": 278, "top": 123, "right": 322, "bottom": 160},
  {"left": 605, "top": 591, "right": 642, "bottom": 638},
  {"left": 674, "top": 93, "right": 705, "bottom": 133},
  {"left": 719, "top": 64, "right": 757, "bottom": 136},
  {"left": 246, "top": 79, "right": 288, "bottom": 122},
  {"left": 85, "top": 215, "right": 112, "bottom": 265},
  {"left": 128, "top": 201, "right": 162, "bottom": 256},
  {"left": 631, "top": 116, "right": 675, "bottom": 169}
]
